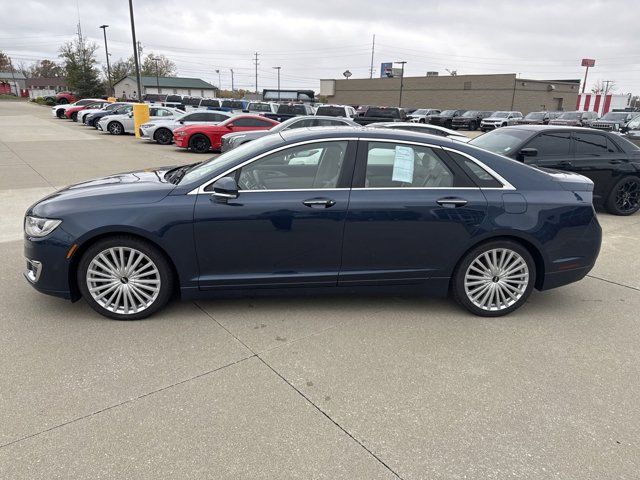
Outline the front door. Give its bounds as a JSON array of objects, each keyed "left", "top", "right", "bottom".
[
  {"left": 520, "top": 131, "right": 574, "bottom": 170},
  {"left": 194, "top": 140, "right": 356, "bottom": 289},
  {"left": 339, "top": 140, "right": 488, "bottom": 285}
]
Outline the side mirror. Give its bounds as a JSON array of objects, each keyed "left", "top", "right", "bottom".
[
  {"left": 127, "top": 112, "right": 133, "bottom": 118},
  {"left": 519, "top": 148, "right": 538, "bottom": 157},
  {"left": 242, "top": 109, "right": 249, "bottom": 113},
  {"left": 178, "top": 120, "right": 184, "bottom": 124},
  {"left": 211, "top": 177, "right": 239, "bottom": 203},
  {"left": 226, "top": 123, "right": 234, "bottom": 128}
]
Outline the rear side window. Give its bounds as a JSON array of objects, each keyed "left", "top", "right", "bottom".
[
  {"left": 574, "top": 132, "right": 612, "bottom": 155},
  {"left": 364, "top": 142, "right": 453, "bottom": 188},
  {"left": 447, "top": 151, "right": 502, "bottom": 188},
  {"left": 525, "top": 132, "right": 571, "bottom": 156}
]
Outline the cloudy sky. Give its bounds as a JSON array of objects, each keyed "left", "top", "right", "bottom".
[{"left": 1, "top": 0, "right": 638, "bottom": 93}]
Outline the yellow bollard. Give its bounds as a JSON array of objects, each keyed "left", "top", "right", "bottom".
[
  {"left": 133, "top": 103, "right": 150, "bottom": 138},
  {"left": 107, "top": 97, "right": 116, "bottom": 103}
]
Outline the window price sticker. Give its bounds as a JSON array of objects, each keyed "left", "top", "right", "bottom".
[{"left": 392, "top": 145, "right": 415, "bottom": 183}]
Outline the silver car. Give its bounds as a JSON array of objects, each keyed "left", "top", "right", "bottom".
[
  {"left": 139, "top": 110, "right": 232, "bottom": 144},
  {"left": 480, "top": 111, "right": 523, "bottom": 131},
  {"left": 97, "top": 106, "right": 184, "bottom": 135}
]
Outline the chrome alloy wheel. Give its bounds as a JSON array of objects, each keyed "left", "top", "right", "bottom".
[
  {"left": 86, "top": 247, "right": 161, "bottom": 315},
  {"left": 464, "top": 248, "right": 529, "bottom": 312}
]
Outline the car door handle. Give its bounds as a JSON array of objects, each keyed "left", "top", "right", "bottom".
[
  {"left": 436, "top": 197, "right": 468, "bottom": 208},
  {"left": 609, "top": 159, "right": 623, "bottom": 165},
  {"left": 303, "top": 198, "right": 336, "bottom": 208}
]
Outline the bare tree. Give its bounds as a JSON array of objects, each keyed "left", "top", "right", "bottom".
[
  {"left": 591, "top": 79, "right": 617, "bottom": 94},
  {"left": 140, "top": 53, "right": 176, "bottom": 77}
]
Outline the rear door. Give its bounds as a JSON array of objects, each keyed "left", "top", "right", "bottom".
[{"left": 339, "top": 140, "right": 488, "bottom": 285}]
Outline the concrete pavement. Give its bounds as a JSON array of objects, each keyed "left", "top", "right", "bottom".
[{"left": 1, "top": 100, "right": 639, "bottom": 479}]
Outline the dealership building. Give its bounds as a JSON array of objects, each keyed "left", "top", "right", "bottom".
[
  {"left": 320, "top": 73, "right": 580, "bottom": 113},
  {"left": 113, "top": 75, "right": 218, "bottom": 99}
]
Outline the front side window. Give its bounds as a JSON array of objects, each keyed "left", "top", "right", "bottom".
[
  {"left": 237, "top": 141, "right": 348, "bottom": 190},
  {"left": 525, "top": 132, "right": 571, "bottom": 156},
  {"left": 365, "top": 142, "right": 453, "bottom": 188}
]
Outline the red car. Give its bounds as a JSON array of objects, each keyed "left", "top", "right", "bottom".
[
  {"left": 55, "top": 92, "right": 77, "bottom": 104},
  {"left": 64, "top": 100, "right": 113, "bottom": 122},
  {"left": 173, "top": 115, "right": 279, "bottom": 153}
]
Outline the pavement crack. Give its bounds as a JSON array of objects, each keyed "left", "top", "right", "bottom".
[
  {"left": 0, "top": 354, "right": 255, "bottom": 450},
  {"left": 587, "top": 274, "right": 640, "bottom": 292},
  {"left": 193, "top": 301, "right": 404, "bottom": 480}
]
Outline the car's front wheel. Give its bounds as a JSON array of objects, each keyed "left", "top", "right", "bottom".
[
  {"left": 189, "top": 134, "right": 211, "bottom": 153},
  {"left": 154, "top": 128, "right": 173, "bottom": 145},
  {"left": 606, "top": 175, "right": 640, "bottom": 215},
  {"left": 56, "top": 109, "right": 65, "bottom": 119},
  {"left": 469, "top": 121, "right": 477, "bottom": 131},
  {"left": 452, "top": 240, "right": 535, "bottom": 317},
  {"left": 70, "top": 112, "right": 78, "bottom": 122},
  {"left": 78, "top": 236, "right": 174, "bottom": 320},
  {"left": 107, "top": 121, "right": 124, "bottom": 135}
]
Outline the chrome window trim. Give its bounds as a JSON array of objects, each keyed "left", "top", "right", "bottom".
[
  {"left": 188, "top": 137, "right": 358, "bottom": 194},
  {"left": 238, "top": 188, "right": 350, "bottom": 193},
  {"left": 188, "top": 137, "right": 515, "bottom": 194}
]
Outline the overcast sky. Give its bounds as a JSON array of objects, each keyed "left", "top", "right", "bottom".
[{"left": 0, "top": 0, "right": 638, "bottom": 93}]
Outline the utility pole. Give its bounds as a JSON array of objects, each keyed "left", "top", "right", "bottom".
[
  {"left": 230, "top": 68, "right": 234, "bottom": 92},
  {"left": 99, "top": 25, "right": 112, "bottom": 96},
  {"left": 603, "top": 80, "right": 612, "bottom": 95},
  {"left": 369, "top": 34, "right": 376, "bottom": 79},
  {"left": 8, "top": 57, "right": 18, "bottom": 96},
  {"left": 137, "top": 41, "right": 143, "bottom": 70},
  {"left": 152, "top": 56, "right": 160, "bottom": 93},
  {"left": 253, "top": 52, "right": 260, "bottom": 95},
  {"left": 397, "top": 61, "right": 406, "bottom": 108},
  {"left": 273, "top": 66, "right": 281, "bottom": 101},
  {"left": 215, "top": 69, "right": 221, "bottom": 90},
  {"left": 128, "top": 0, "right": 143, "bottom": 101}
]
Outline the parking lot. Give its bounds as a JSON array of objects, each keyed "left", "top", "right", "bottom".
[{"left": 1, "top": 100, "right": 639, "bottom": 479}]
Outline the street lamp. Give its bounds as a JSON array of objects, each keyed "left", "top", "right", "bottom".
[
  {"left": 128, "top": 0, "right": 143, "bottom": 101},
  {"left": 396, "top": 61, "right": 407, "bottom": 107},
  {"left": 99, "top": 25, "right": 112, "bottom": 97},
  {"left": 272, "top": 66, "right": 281, "bottom": 100}
]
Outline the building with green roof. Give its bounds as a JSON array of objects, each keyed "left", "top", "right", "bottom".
[{"left": 113, "top": 75, "right": 218, "bottom": 99}]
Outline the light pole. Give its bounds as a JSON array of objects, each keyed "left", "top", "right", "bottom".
[
  {"left": 230, "top": 68, "right": 234, "bottom": 92},
  {"left": 99, "top": 25, "right": 112, "bottom": 96},
  {"left": 215, "top": 69, "right": 221, "bottom": 90},
  {"left": 273, "top": 66, "right": 281, "bottom": 101},
  {"left": 128, "top": 0, "right": 143, "bottom": 101},
  {"left": 397, "top": 61, "right": 406, "bottom": 107}
]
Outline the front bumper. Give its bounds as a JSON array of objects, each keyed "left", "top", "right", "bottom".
[
  {"left": 97, "top": 122, "right": 105, "bottom": 131},
  {"left": 24, "top": 234, "right": 75, "bottom": 301},
  {"left": 481, "top": 122, "right": 501, "bottom": 130},
  {"left": 174, "top": 135, "right": 187, "bottom": 148},
  {"left": 139, "top": 128, "right": 151, "bottom": 139}
]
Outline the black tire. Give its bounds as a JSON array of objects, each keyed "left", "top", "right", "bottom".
[
  {"left": 77, "top": 236, "right": 174, "bottom": 320},
  {"left": 451, "top": 240, "right": 536, "bottom": 317},
  {"left": 605, "top": 175, "right": 640, "bottom": 216},
  {"left": 189, "top": 134, "right": 211, "bottom": 153},
  {"left": 501, "top": 123, "right": 507, "bottom": 128},
  {"left": 57, "top": 98, "right": 69, "bottom": 104},
  {"left": 70, "top": 112, "right": 78, "bottom": 122},
  {"left": 419, "top": 118, "right": 426, "bottom": 123},
  {"left": 107, "top": 121, "right": 124, "bottom": 135},
  {"left": 154, "top": 128, "right": 173, "bottom": 145},
  {"left": 469, "top": 121, "right": 477, "bottom": 131},
  {"left": 56, "top": 109, "right": 66, "bottom": 119}
]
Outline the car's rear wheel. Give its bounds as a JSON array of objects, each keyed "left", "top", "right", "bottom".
[
  {"left": 606, "top": 175, "right": 640, "bottom": 216},
  {"left": 107, "top": 121, "right": 124, "bottom": 135},
  {"left": 189, "top": 134, "right": 211, "bottom": 153},
  {"left": 154, "top": 128, "right": 173, "bottom": 145},
  {"left": 452, "top": 240, "right": 535, "bottom": 317},
  {"left": 56, "top": 109, "right": 65, "bottom": 119},
  {"left": 57, "top": 98, "right": 68, "bottom": 104},
  {"left": 78, "top": 236, "right": 174, "bottom": 320},
  {"left": 419, "top": 118, "right": 426, "bottom": 123},
  {"left": 70, "top": 112, "right": 78, "bottom": 122}
]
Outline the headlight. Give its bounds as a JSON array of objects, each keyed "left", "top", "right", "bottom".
[
  {"left": 24, "top": 216, "right": 62, "bottom": 238},
  {"left": 230, "top": 135, "right": 246, "bottom": 143},
  {"left": 175, "top": 131, "right": 187, "bottom": 137}
]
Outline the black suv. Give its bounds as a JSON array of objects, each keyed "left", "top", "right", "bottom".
[
  {"left": 516, "top": 111, "right": 563, "bottom": 125},
  {"left": 451, "top": 110, "right": 493, "bottom": 130},
  {"left": 591, "top": 111, "right": 640, "bottom": 132},
  {"left": 470, "top": 125, "right": 640, "bottom": 215},
  {"left": 429, "top": 109, "right": 466, "bottom": 128}
]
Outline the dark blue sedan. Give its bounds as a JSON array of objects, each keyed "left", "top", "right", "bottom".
[{"left": 24, "top": 128, "right": 602, "bottom": 320}]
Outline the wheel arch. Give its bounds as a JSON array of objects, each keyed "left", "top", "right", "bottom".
[{"left": 68, "top": 229, "right": 181, "bottom": 301}]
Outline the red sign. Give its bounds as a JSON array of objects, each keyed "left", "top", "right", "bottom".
[{"left": 581, "top": 58, "right": 595, "bottom": 67}]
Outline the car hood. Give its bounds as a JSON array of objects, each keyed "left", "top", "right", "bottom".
[{"left": 29, "top": 168, "right": 176, "bottom": 217}]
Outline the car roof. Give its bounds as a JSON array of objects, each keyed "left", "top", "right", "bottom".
[
  {"left": 368, "top": 122, "right": 466, "bottom": 135},
  {"left": 279, "top": 125, "right": 456, "bottom": 146},
  {"left": 500, "top": 125, "right": 604, "bottom": 133}
]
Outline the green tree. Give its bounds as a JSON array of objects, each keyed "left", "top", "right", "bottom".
[
  {"left": 28, "top": 59, "right": 64, "bottom": 78},
  {"left": 140, "top": 53, "right": 176, "bottom": 77},
  {"left": 59, "top": 37, "right": 103, "bottom": 97}
]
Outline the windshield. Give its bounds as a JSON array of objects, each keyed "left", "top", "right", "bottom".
[
  {"left": 180, "top": 135, "right": 283, "bottom": 184},
  {"left": 600, "top": 112, "right": 630, "bottom": 121},
  {"left": 277, "top": 104, "right": 306, "bottom": 115},
  {"left": 248, "top": 103, "right": 273, "bottom": 112},
  {"left": 440, "top": 110, "right": 455, "bottom": 116},
  {"left": 411, "top": 109, "right": 428, "bottom": 115},
  {"left": 490, "top": 111, "right": 509, "bottom": 118},
  {"left": 366, "top": 107, "right": 400, "bottom": 118},
  {"left": 558, "top": 112, "right": 580, "bottom": 120},
  {"left": 525, "top": 112, "right": 546, "bottom": 120},
  {"left": 315, "top": 106, "right": 345, "bottom": 117},
  {"left": 461, "top": 111, "right": 478, "bottom": 117},
  {"left": 469, "top": 129, "right": 531, "bottom": 155}
]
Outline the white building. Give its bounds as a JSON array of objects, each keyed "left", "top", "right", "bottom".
[{"left": 113, "top": 75, "right": 218, "bottom": 99}]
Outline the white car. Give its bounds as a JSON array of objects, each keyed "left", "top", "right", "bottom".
[
  {"left": 139, "top": 110, "right": 232, "bottom": 145},
  {"left": 314, "top": 104, "right": 357, "bottom": 118},
  {"left": 480, "top": 111, "right": 523, "bottom": 131},
  {"left": 407, "top": 108, "right": 441, "bottom": 123},
  {"left": 97, "top": 106, "right": 185, "bottom": 135},
  {"left": 366, "top": 122, "right": 471, "bottom": 143},
  {"left": 245, "top": 101, "right": 279, "bottom": 114},
  {"left": 78, "top": 102, "right": 129, "bottom": 124},
  {"left": 51, "top": 98, "right": 104, "bottom": 119}
]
